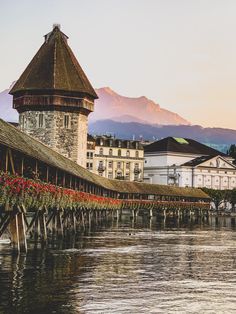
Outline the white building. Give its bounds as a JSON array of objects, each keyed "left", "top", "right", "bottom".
[
  {"left": 86, "top": 135, "right": 144, "bottom": 181},
  {"left": 144, "top": 137, "right": 236, "bottom": 190}
]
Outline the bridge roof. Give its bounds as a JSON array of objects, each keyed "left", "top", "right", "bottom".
[{"left": 0, "top": 119, "right": 210, "bottom": 199}]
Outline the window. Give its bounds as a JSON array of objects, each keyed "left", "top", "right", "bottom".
[
  {"left": 118, "top": 149, "right": 121, "bottom": 157},
  {"left": 108, "top": 161, "right": 113, "bottom": 168},
  {"left": 117, "top": 162, "right": 121, "bottom": 169},
  {"left": 64, "top": 115, "right": 70, "bottom": 129},
  {"left": 126, "top": 150, "right": 130, "bottom": 157},
  {"left": 118, "top": 141, "right": 122, "bottom": 148},
  {"left": 135, "top": 151, "right": 139, "bottom": 158},
  {"left": 126, "top": 162, "right": 130, "bottom": 169},
  {"left": 21, "top": 115, "right": 27, "bottom": 129},
  {"left": 109, "top": 148, "right": 113, "bottom": 156},
  {"left": 108, "top": 172, "right": 113, "bottom": 179},
  {"left": 134, "top": 163, "right": 139, "bottom": 170},
  {"left": 109, "top": 139, "right": 113, "bottom": 147},
  {"left": 99, "top": 148, "right": 103, "bottom": 155},
  {"left": 86, "top": 152, "right": 94, "bottom": 159},
  {"left": 86, "top": 163, "right": 93, "bottom": 170},
  {"left": 38, "top": 113, "right": 44, "bottom": 128}
]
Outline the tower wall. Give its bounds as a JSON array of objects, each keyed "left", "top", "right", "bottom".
[{"left": 19, "top": 111, "right": 88, "bottom": 168}]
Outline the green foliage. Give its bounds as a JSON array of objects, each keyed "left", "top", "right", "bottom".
[
  {"left": 202, "top": 187, "right": 236, "bottom": 210},
  {"left": 227, "top": 144, "right": 236, "bottom": 164}
]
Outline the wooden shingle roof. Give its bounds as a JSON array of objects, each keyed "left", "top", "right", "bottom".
[
  {"left": 0, "top": 119, "right": 210, "bottom": 199},
  {"left": 9, "top": 26, "right": 98, "bottom": 99}
]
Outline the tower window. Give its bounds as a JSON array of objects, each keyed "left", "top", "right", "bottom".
[
  {"left": 21, "top": 115, "right": 27, "bottom": 129},
  {"left": 38, "top": 113, "right": 44, "bottom": 128},
  {"left": 64, "top": 115, "right": 70, "bottom": 129}
]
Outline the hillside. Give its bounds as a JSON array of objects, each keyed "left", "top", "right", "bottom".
[
  {"left": 92, "top": 87, "right": 190, "bottom": 125},
  {"left": 89, "top": 119, "right": 236, "bottom": 147}
]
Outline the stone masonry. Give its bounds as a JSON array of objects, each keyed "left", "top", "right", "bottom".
[{"left": 19, "top": 111, "right": 88, "bottom": 168}]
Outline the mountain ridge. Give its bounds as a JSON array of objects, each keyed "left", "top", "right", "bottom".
[{"left": 0, "top": 84, "right": 236, "bottom": 147}]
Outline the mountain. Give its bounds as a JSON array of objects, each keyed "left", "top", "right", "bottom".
[
  {"left": 89, "top": 119, "right": 236, "bottom": 148},
  {"left": 92, "top": 87, "right": 190, "bottom": 125},
  {"left": 0, "top": 84, "right": 18, "bottom": 122},
  {"left": 1, "top": 84, "right": 236, "bottom": 148},
  {"left": 0, "top": 85, "right": 190, "bottom": 125}
]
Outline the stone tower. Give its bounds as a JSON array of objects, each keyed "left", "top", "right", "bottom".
[{"left": 9, "top": 25, "right": 98, "bottom": 168}]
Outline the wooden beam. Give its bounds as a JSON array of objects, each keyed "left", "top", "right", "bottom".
[
  {"left": 9, "top": 212, "right": 20, "bottom": 251},
  {"left": 5, "top": 148, "right": 9, "bottom": 172}
]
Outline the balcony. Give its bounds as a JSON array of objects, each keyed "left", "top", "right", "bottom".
[
  {"left": 134, "top": 168, "right": 142, "bottom": 174},
  {"left": 97, "top": 165, "right": 106, "bottom": 173}
]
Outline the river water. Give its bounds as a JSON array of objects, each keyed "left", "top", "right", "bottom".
[{"left": 0, "top": 215, "right": 236, "bottom": 314}]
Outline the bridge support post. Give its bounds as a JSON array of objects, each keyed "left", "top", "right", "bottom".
[
  {"left": 9, "top": 212, "right": 20, "bottom": 252},
  {"left": 56, "top": 209, "right": 63, "bottom": 237},
  {"left": 39, "top": 209, "right": 47, "bottom": 242},
  {"left": 17, "top": 212, "right": 27, "bottom": 252},
  {"left": 9, "top": 210, "right": 27, "bottom": 253}
]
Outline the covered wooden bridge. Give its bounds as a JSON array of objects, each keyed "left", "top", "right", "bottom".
[{"left": 0, "top": 119, "right": 210, "bottom": 252}]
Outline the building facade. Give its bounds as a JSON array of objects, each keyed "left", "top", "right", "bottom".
[
  {"left": 144, "top": 137, "right": 236, "bottom": 190},
  {"left": 86, "top": 135, "right": 144, "bottom": 181},
  {"left": 10, "top": 25, "right": 98, "bottom": 168}
]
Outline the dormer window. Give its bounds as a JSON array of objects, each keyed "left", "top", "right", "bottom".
[{"left": 99, "top": 148, "right": 103, "bottom": 155}]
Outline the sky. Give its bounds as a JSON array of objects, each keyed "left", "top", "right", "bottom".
[{"left": 1, "top": 0, "right": 236, "bottom": 129}]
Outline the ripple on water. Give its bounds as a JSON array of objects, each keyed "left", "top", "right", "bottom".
[{"left": 0, "top": 217, "right": 236, "bottom": 313}]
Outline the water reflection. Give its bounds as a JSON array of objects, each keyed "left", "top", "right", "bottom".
[{"left": 0, "top": 216, "right": 236, "bottom": 313}]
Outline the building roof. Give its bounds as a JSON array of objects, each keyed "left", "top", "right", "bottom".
[
  {"left": 95, "top": 135, "right": 143, "bottom": 150},
  {"left": 9, "top": 26, "right": 98, "bottom": 99},
  {"left": 0, "top": 119, "right": 210, "bottom": 199},
  {"left": 144, "top": 137, "right": 227, "bottom": 157},
  {"left": 181, "top": 156, "right": 214, "bottom": 167},
  {"left": 182, "top": 155, "right": 236, "bottom": 168}
]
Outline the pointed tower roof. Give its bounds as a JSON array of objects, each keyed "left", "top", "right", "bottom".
[{"left": 10, "top": 25, "right": 98, "bottom": 99}]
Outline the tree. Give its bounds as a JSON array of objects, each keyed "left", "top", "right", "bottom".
[
  {"left": 202, "top": 188, "right": 226, "bottom": 210},
  {"left": 227, "top": 144, "right": 236, "bottom": 164}
]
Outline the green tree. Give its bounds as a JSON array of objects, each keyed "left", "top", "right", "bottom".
[
  {"left": 202, "top": 188, "right": 226, "bottom": 210},
  {"left": 227, "top": 144, "right": 236, "bottom": 164}
]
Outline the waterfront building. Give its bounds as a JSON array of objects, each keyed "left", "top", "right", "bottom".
[
  {"left": 144, "top": 137, "right": 236, "bottom": 189},
  {"left": 86, "top": 135, "right": 144, "bottom": 181},
  {"left": 9, "top": 25, "right": 98, "bottom": 168}
]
